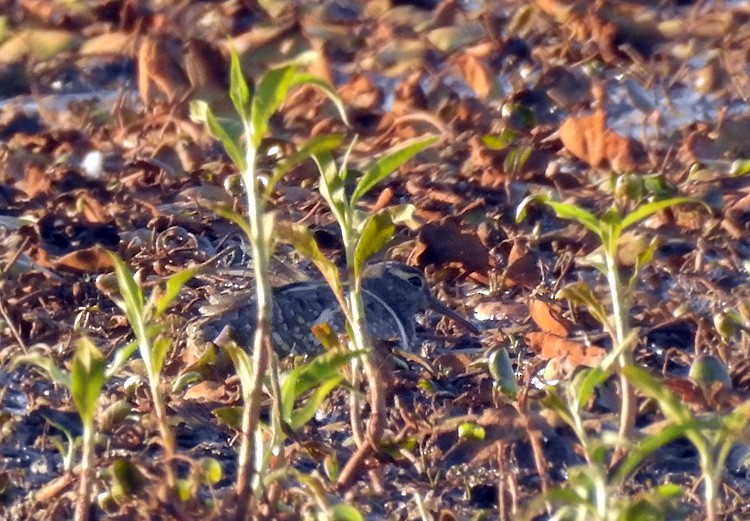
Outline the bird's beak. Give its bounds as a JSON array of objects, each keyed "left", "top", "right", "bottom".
[{"left": 425, "top": 295, "right": 479, "bottom": 335}]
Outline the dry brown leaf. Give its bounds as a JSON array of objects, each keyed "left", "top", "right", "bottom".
[
  {"left": 338, "top": 73, "right": 383, "bottom": 111},
  {"left": 415, "top": 220, "right": 490, "bottom": 274},
  {"left": 451, "top": 54, "right": 492, "bottom": 99},
  {"left": 505, "top": 241, "right": 540, "bottom": 289},
  {"left": 529, "top": 299, "right": 571, "bottom": 337},
  {"left": 559, "top": 110, "right": 642, "bottom": 171},
  {"left": 183, "top": 380, "right": 227, "bottom": 402},
  {"left": 18, "top": 164, "right": 51, "bottom": 199},
  {"left": 54, "top": 245, "right": 114, "bottom": 273},
  {"left": 526, "top": 331, "right": 605, "bottom": 372}
]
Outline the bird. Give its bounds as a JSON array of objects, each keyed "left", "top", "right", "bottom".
[{"left": 187, "top": 262, "right": 477, "bottom": 354}]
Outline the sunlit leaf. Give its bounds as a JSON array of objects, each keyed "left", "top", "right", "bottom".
[
  {"left": 289, "top": 376, "right": 343, "bottom": 430},
  {"left": 251, "top": 65, "right": 299, "bottom": 147},
  {"left": 107, "top": 339, "right": 138, "bottom": 378},
  {"left": 225, "top": 345, "right": 253, "bottom": 401},
  {"left": 623, "top": 366, "right": 693, "bottom": 425},
  {"left": 353, "top": 212, "right": 395, "bottom": 278},
  {"left": 620, "top": 198, "right": 700, "bottom": 230},
  {"left": 12, "top": 352, "right": 70, "bottom": 388},
  {"left": 150, "top": 336, "right": 171, "bottom": 376},
  {"left": 329, "top": 504, "right": 365, "bottom": 521},
  {"left": 200, "top": 457, "right": 223, "bottom": 485},
  {"left": 289, "top": 71, "right": 349, "bottom": 127},
  {"left": 516, "top": 194, "right": 602, "bottom": 237},
  {"left": 210, "top": 203, "right": 253, "bottom": 241},
  {"left": 350, "top": 135, "right": 438, "bottom": 204},
  {"left": 314, "top": 151, "right": 348, "bottom": 227},
  {"left": 265, "top": 133, "right": 346, "bottom": 195},
  {"left": 190, "top": 100, "right": 245, "bottom": 170},
  {"left": 276, "top": 221, "right": 344, "bottom": 308},
  {"left": 228, "top": 46, "right": 250, "bottom": 118},
  {"left": 458, "top": 422, "right": 485, "bottom": 440},
  {"left": 488, "top": 348, "right": 517, "bottom": 398},
  {"left": 153, "top": 267, "right": 196, "bottom": 319},
  {"left": 70, "top": 336, "right": 107, "bottom": 426}
]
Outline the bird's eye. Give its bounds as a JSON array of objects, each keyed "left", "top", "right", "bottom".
[{"left": 407, "top": 275, "right": 424, "bottom": 288}]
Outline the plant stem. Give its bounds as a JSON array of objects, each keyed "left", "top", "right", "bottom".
[
  {"left": 606, "top": 250, "right": 636, "bottom": 443},
  {"left": 74, "top": 423, "right": 94, "bottom": 521},
  {"left": 702, "top": 462, "right": 717, "bottom": 521},
  {"left": 143, "top": 353, "right": 177, "bottom": 490},
  {"left": 235, "top": 142, "right": 274, "bottom": 521}
]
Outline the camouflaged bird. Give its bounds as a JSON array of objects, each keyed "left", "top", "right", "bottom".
[{"left": 187, "top": 262, "right": 477, "bottom": 354}]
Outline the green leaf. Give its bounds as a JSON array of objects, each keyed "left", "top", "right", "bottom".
[
  {"left": 228, "top": 45, "right": 250, "bottom": 119},
  {"left": 275, "top": 221, "right": 345, "bottom": 309},
  {"left": 199, "top": 457, "right": 223, "bottom": 485},
  {"left": 623, "top": 366, "right": 693, "bottom": 425},
  {"left": 265, "top": 133, "right": 346, "bottom": 195},
  {"left": 557, "top": 281, "right": 609, "bottom": 329},
  {"left": 516, "top": 194, "right": 602, "bottom": 237},
  {"left": 108, "top": 253, "right": 147, "bottom": 342},
  {"left": 12, "top": 352, "right": 70, "bottom": 388},
  {"left": 190, "top": 100, "right": 246, "bottom": 170},
  {"left": 107, "top": 338, "right": 138, "bottom": 378},
  {"left": 614, "top": 421, "right": 698, "bottom": 483},
  {"left": 210, "top": 203, "right": 253, "bottom": 241},
  {"left": 288, "top": 71, "right": 349, "bottom": 127},
  {"left": 289, "top": 375, "right": 343, "bottom": 430},
  {"left": 70, "top": 337, "right": 107, "bottom": 426},
  {"left": 730, "top": 159, "right": 750, "bottom": 177},
  {"left": 213, "top": 405, "right": 243, "bottom": 430},
  {"left": 620, "top": 197, "right": 699, "bottom": 230},
  {"left": 629, "top": 235, "right": 660, "bottom": 288},
  {"left": 481, "top": 129, "right": 520, "bottom": 150},
  {"left": 329, "top": 504, "right": 365, "bottom": 521},
  {"left": 153, "top": 267, "right": 196, "bottom": 319},
  {"left": 225, "top": 344, "right": 253, "bottom": 401},
  {"left": 150, "top": 336, "right": 171, "bottom": 376},
  {"left": 503, "top": 144, "right": 533, "bottom": 174},
  {"left": 314, "top": 151, "right": 349, "bottom": 228},
  {"left": 573, "top": 367, "right": 607, "bottom": 409},
  {"left": 251, "top": 65, "right": 299, "bottom": 148},
  {"left": 458, "top": 422, "right": 485, "bottom": 440},
  {"left": 350, "top": 135, "right": 439, "bottom": 204},
  {"left": 353, "top": 212, "right": 395, "bottom": 279},
  {"left": 488, "top": 348, "right": 517, "bottom": 398}
]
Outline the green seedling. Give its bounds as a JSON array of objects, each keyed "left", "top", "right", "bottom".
[
  {"left": 107, "top": 253, "right": 196, "bottom": 493},
  {"left": 192, "top": 45, "right": 347, "bottom": 517},
  {"left": 525, "top": 368, "right": 684, "bottom": 521},
  {"left": 623, "top": 366, "right": 750, "bottom": 521},
  {"left": 13, "top": 336, "right": 106, "bottom": 521},
  {"left": 278, "top": 133, "right": 436, "bottom": 486},
  {"left": 517, "top": 193, "right": 699, "bottom": 446}
]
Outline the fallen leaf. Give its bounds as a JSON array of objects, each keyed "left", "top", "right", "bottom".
[
  {"left": 415, "top": 220, "right": 490, "bottom": 274},
  {"left": 451, "top": 54, "right": 492, "bottom": 99},
  {"left": 559, "top": 110, "right": 643, "bottom": 171},
  {"left": 529, "top": 299, "right": 572, "bottom": 337},
  {"left": 526, "top": 331, "right": 605, "bottom": 375},
  {"left": 55, "top": 245, "right": 115, "bottom": 273},
  {"left": 183, "top": 380, "right": 227, "bottom": 402}
]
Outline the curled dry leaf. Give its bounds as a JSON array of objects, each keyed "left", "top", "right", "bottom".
[
  {"left": 529, "top": 298, "right": 572, "bottom": 337},
  {"left": 559, "top": 109, "right": 644, "bottom": 172},
  {"left": 525, "top": 331, "right": 605, "bottom": 376},
  {"left": 504, "top": 240, "right": 540, "bottom": 289}
]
